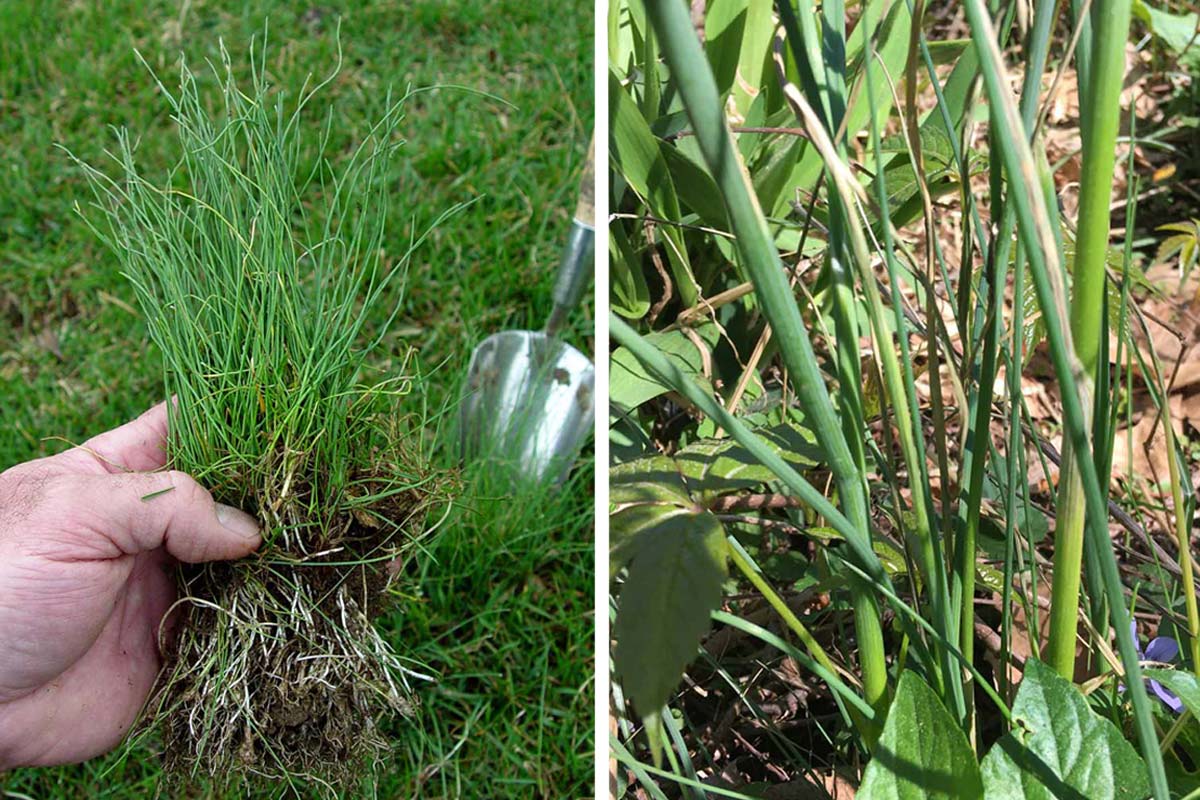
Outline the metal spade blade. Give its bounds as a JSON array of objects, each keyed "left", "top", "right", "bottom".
[
  {"left": 459, "top": 330, "right": 594, "bottom": 486},
  {"left": 458, "top": 138, "right": 595, "bottom": 486}
]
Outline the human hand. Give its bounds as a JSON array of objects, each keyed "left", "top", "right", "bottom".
[{"left": 0, "top": 403, "right": 261, "bottom": 769}]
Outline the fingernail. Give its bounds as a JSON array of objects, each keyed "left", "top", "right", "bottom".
[{"left": 215, "top": 503, "right": 261, "bottom": 541}]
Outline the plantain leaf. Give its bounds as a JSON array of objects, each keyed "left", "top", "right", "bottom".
[
  {"left": 610, "top": 455, "right": 693, "bottom": 573},
  {"left": 609, "top": 321, "right": 720, "bottom": 413},
  {"left": 980, "top": 659, "right": 1150, "bottom": 800},
  {"left": 611, "top": 419, "right": 824, "bottom": 577},
  {"left": 613, "top": 509, "right": 728, "bottom": 764},
  {"left": 859, "top": 670, "right": 984, "bottom": 800}
]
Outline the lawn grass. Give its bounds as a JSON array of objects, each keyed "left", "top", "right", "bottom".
[{"left": 0, "top": 1, "right": 593, "bottom": 797}]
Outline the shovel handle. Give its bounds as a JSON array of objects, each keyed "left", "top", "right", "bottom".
[
  {"left": 546, "top": 137, "right": 596, "bottom": 338},
  {"left": 573, "top": 137, "right": 596, "bottom": 226}
]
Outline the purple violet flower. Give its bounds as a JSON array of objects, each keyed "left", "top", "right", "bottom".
[{"left": 1131, "top": 621, "right": 1184, "bottom": 714}]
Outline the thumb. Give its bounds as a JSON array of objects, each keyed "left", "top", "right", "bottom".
[{"left": 81, "top": 471, "right": 262, "bottom": 563}]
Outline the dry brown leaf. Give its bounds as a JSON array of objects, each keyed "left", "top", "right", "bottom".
[
  {"left": 1174, "top": 391, "right": 1200, "bottom": 430},
  {"left": 1168, "top": 352, "right": 1200, "bottom": 392},
  {"left": 762, "top": 773, "right": 857, "bottom": 799},
  {"left": 982, "top": 586, "right": 1052, "bottom": 687},
  {"left": 1111, "top": 411, "right": 1183, "bottom": 487},
  {"left": 1022, "top": 374, "right": 1058, "bottom": 422}
]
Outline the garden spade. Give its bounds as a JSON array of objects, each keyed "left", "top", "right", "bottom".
[{"left": 459, "top": 140, "right": 595, "bottom": 486}]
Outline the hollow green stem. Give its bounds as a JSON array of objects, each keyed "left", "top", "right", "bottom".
[
  {"left": 1045, "top": 0, "right": 1133, "bottom": 681},
  {"left": 1071, "top": 4, "right": 1130, "bottom": 375},
  {"left": 1045, "top": 453, "right": 1088, "bottom": 672}
]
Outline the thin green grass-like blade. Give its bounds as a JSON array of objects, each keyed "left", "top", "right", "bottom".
[
  {"left": 711, "top": 608, "right": 874, "bottom": 720},
  {"left": 808, "top": 0, "right": 866, "bottom": 487},
  {"left": 859, "top": 5, "right": 964, "bottom": 723},
  {"left": 777, "top": 9, "right": 976, "bottom": 721},
  {"left": 952, "top": 0, "right": 1056, "bottom": 715}
]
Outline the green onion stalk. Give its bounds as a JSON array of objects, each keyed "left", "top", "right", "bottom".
[{"left": 1044, "top": 0, "right": 1132, "bottom": 680}]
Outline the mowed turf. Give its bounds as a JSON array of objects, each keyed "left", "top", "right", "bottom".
[{"left": 0, "top": 1, "right": 594, "bottom": 797}]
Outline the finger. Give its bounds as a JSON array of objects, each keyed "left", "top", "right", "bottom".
[
  {"left": 77, "top": 401, "right": 172, "bottom": 474},
  {"left": 76, "top": 471, "right": 262, "bottom": 563}
]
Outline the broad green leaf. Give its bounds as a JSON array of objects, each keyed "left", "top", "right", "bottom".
[
  {"left": 1162, "top": 716, "right": 1200, "bottom": 793},
  {"left": 926, "top": 39, "right": 971, "bottom": 65},
  {"left": 934, "top": 41, "right": 979, "bottom": 129},
  {"left": 660, "top": 143, "right": 728, "bottom": 230},
  {"left": 610, "top": 454, "right": 694, "bottom": 572},
  {"left": 978, "top": 510, "right": 1048, "bottom": 559},
  {"left": 609, "top": 321, "right": 719, "bottom": 412},
  {"left": 611, "top": 421, "right": 823, "bottom": 505},
  {"left": 980, "top": 659, "right": 1150, "bottom": 800},
  {"left": 1142, "top": 669, "right": 1200, "bottom": 719},
  {"left": 610, "top": 223, "right": 651, "bottom": 319},
  {"left": 871, "top": 37, "right": 980, "bottom": 194},
  {"left": 608, "top": 0, "right": 631, "bottom": 77},
  {"left": 859, "top": 670, "right": 984, "bottom": 800},
  {"left": 737, "top": 91, "right": 771, "bottom": 160},
  {"left": 874, "top": 538, "right": 909, "bottom": 579},
  {"left": 610, "top": 409, "right": 653, "bottom": 464},
  {"left": 673, "top": 421, "right": 822, "bottom": 496},
  {"left": 1155, "top": 219, "right": 1200, "bottom": 280},
  {"left": 613, "top": 510, "right": 728, "bottom": 760},
  {"left": 875, "top": 123, "right": 966, "bottom": 227},
  {"left": 1133, "top": 0, "right": 1200, "bottom": 69},
  {"left": 609, "top": 0, "right": 649, "bottom": 78},
  {"left": 731, "top": 0, "right": 775, "bottom": 118},
  {"left": 782, "top": 523, "right": 910, "bottom": 580},
  {"left": 611, "top": 453, "right": 691, "bottom": 490},
  {"left": 610, "top": 68, "right": 698, "bottom": 305},
  {"left": 752, "top": 133, "right": 806, "bottom": 217},
  {"left": 975, "top": 561, "right": 1007, "bottom": 595},
  {"left": 774, "top": 221, "right": 835, "bottom": 256},
  {"left": 704, "top": 0, "right": 749, "bottom": 98}
]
